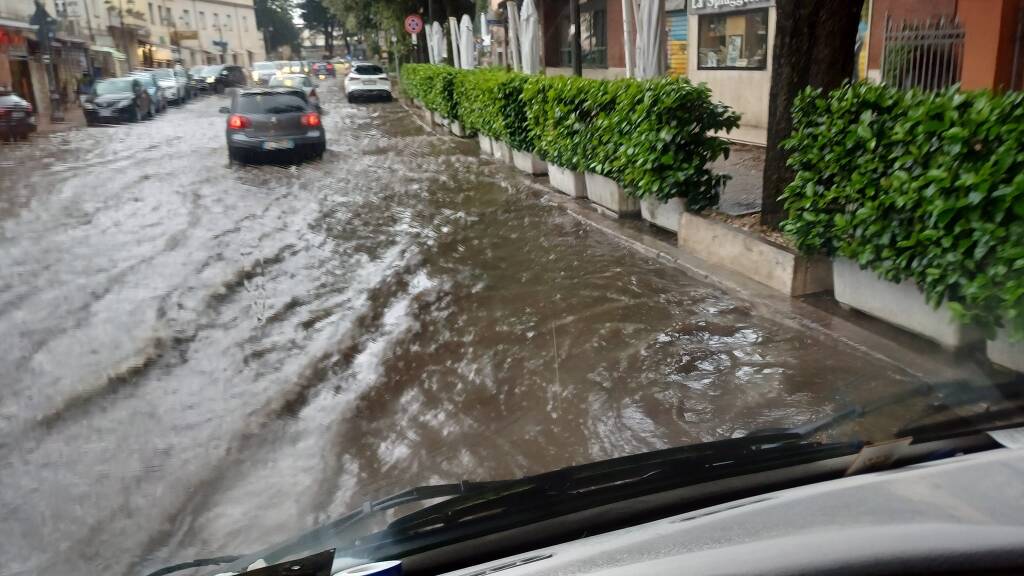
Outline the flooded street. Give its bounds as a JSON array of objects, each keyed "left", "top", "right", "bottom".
[{"left": 1, "top": 82, "right": 923, "bottom": 576}]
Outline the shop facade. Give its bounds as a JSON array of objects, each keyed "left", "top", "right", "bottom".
[{"left": 687, "top": 0, "right": 774, "bottom": 145}]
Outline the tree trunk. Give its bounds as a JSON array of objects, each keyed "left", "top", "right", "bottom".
[{"left": 761, "top": 0, "right": 864, "bottom": 229}]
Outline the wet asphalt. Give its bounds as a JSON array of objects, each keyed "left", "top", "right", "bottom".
[{"left": 0, "top": 81, "right": 923, "bottom": 575}]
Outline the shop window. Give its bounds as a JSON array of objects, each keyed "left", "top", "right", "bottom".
[
  {"left": 241, "top": 16, "right": 247, "bottom": 32},
  {"left": 697, "top": 8, "right": 768, "bottom": 70},
  {"left": 199, "top": 11, "right": 206, "bottom": 29},
  {"left": 148, "top": 2, "right": 154, "bottom": 24},
  {"left": 558, "top": 0, "right": 607, "bottom": 68}
]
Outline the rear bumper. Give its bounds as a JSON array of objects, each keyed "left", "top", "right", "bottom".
[
  {"left": 347, "top": 88, "right": 393, "bottom": 100},
  {"left": 0, "top": 118, "right": 36, "bottom": 135},
  {"left": 84, "top": 107, "right": 134, "bottom": 123},
  {"left": 227, "top": 130, "right": 326, "bottom": 152}
]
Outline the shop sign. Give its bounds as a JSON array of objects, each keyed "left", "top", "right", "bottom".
[
  {"left": 0, "top": 28, "right": 30, "bottom": 58},
  {"left": 689, "top": 0, "right": 772, "bottom": 14},
  {"left": 173, "top": 30, "right": 198, "bottom": 41}
]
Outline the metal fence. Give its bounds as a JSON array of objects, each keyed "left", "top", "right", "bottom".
[{"left": 881, "top": 15, "right": 964, "bottom": 91}]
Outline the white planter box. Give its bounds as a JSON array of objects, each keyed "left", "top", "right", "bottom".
[
  {"left": 678, "top": 213, "right": 833, "bottom": 296},
  {"left": 512, "top": 149, "right": 547, "bottom": 175},
  {"left": 640, "top": 196, "right": 685, "bottom": 233},
  {"left": 832, "top": 257, "right": 983, "bottom": 348},
  {"left": 450, "top": 121, "right": 466, "bottom": 137},
  {"left": 585, "top": 172, "right": 640, "bottom": 217},
  {"left": 491, "top": 139, "right": 513, "bottom": 163},
  {"left": 478, "top": 134, "right": 493, "bottom": 155},
  {"left": 548, "top": 164, "right": 587, "bottom": 198},
  {"left": 987, "top": 329, "right": 1024, "bottom": 373}
]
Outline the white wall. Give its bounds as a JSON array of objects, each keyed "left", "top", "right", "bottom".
[{"left": 686, "top": 7, "right": 775, "bottom": 142}]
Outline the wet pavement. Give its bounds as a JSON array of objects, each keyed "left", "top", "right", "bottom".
[{"left": 0, "top": 82, "right": 924, "bottom": 576}]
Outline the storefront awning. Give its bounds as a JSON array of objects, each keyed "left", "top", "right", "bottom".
[
  {"left": 90, "top": 45, "right": 127, "bottom": 60},
  {"left": 0, "top": 17, "right": 34, "bottom": 32}
]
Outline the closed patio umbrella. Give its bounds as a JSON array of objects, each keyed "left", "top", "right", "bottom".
[
  {"left": 635, "top": 0, "right": 666, "bottom": 78},
  {"left": 519, "top": 0, "right": 541, "bottom": 74},
  {"left": 460, "top": 14, "right": 475, "bottom": 69}
]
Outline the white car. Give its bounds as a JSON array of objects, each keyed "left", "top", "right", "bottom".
[
  {"left": 150, "top": 68, "right": 187, "bottom": 104},
  {"left": 268, "top": 73, "right": 320, "bottom": 110},
  {"left": 344, "top": 62, "right": 392, "bottom": 102}
]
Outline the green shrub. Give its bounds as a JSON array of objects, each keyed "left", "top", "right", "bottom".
[
  {"left": 400, "top": 63, "right": 458, "bottom": 119},
  {"left": 782, "top": 83, "right": 1024, "bottom": 338},
  {"left": 402, "top": 64, "right": 740, "bottom": 211},
  {"left": 526, "top": 75, "right": 739, "bottom": 210}
]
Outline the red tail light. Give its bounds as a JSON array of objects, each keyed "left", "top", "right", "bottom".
[
  {"left": 326, "top": 63, "right": 334, "bottom": 70},
  {"left": 0, "top": 108, "right": 8, "bottom": 117},
  {"left": 301, "top": 112, "right": 320, "bottom": 127},
  {"left": 227, "top": 114, "right": 251, "bottom": 130},
  {"left": 25, "top": 103, "right": 32, "bottom": 113}
]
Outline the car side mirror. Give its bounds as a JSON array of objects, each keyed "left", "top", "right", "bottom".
[{"left": 219, "top": 106, "right": 230, "bottom": 113}]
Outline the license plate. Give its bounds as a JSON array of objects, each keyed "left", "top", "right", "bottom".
[
  {"left": 364, "top": 79, "right": 376, "bottom": 85},
  {"left": 99, "top": 109, "right": 113, "bottom": 117},
  {"left": 262, "top": 139, "right": 294, "bottom": 150},
  {"left": 318, "top": 74, "right": 326, "bottom": 80},
  {"left": 12, "top": 111, "right": 24, "bottom": 119}
]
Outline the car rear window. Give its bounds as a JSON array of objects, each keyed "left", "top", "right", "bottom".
[
  {"left": 353, "top": 65, "right": 384, "bottom": 76},
  {"left": 236, "top": 92, "right": 308, "bottom": 114}
]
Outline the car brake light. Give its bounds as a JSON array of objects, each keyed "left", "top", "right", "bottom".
[
  {"left": 301, "top": 112, "right": 320, "bottom": 127},
  {"left": 25, "top": 103, "right": 32, "bottom": 113},
  {"left": 0, "top": 108, "right": 8, "bottom": 117},
  {"left": 326, "top": 63, "right": 334, "bottom": 70},
  {"left": 227, "top": 114, "right": 251, "bottom": 129}
]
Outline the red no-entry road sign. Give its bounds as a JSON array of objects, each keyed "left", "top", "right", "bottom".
[{"left": 405, "top": 14, "right": 424, "bottom": 35}]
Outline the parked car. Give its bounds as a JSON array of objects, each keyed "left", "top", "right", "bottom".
[
  {"left": 286, "top": 60, "right": 307, "bottom": 74},
  {"left": 0, "top": 89, "right": 37, "bottom": 140},
  {"left": 82, "top": 77, "right": 152, "bottom": 124},
  {"left": 188, "top": 65, "right": 207, "bottom": 95},
  {"left": 149, "top": 67, "right": 187, "bottom": 105},
  {"left": 221, "top": 87, "right": 325, "bottom": 163},
  {"left": 200, "top": 64, "right": 248, "bottom": 93},
  {"left": 251, "top": 61, "right": 279, "bottom": 85},
  {"left": 344, "top": 62, "right": 392, "bottom": 102},
  {"left": 268, "top": 73, "right": 320, "bottom": 110},
  {"left": 130, "top": 71, "right": 167, "bottom": 114},
  {"left": 312, "top": 61, "right": 335, "bottom": 79}
]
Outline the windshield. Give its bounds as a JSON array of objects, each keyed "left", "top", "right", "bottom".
[
  {"left": 189, "top": 65, "right": 205, "bottom": 75},
  {"left": 94, "top": 79, "right": 134, "bottom": 95},
  {"left": 236, "top": 92, "right": 308, "bottom": 113},
  {"left": 269, "top": 75, "right": 310, "bottom": 88},
  {"left": 133, "top": 75, "right": 155, "bottom": 88},
  {"left": 7, "top": 5, "right": 1024, "bottom": 576},
  {"left": 353, "top": 64, "right": 384, "bottom": 75}
]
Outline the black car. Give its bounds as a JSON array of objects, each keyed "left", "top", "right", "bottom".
[
  {"left": 221, "top": 88, "right": 325, "bottom": 163},
  {"left": 200, "top": 64, "right": 248, "bottom": 94},
  {"left": 0, "top": 90, "right": 37, "bottom": 141},
  {"left": 83, "top": 77, "right": 152, "bottom": 124}
]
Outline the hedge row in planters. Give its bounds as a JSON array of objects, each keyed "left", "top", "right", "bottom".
[
  {"left": 781, "top": 83, "right": 1024, "bottom": 339},
  {"left": 400, "top": 64, "right": 739, "bottom": 211}
]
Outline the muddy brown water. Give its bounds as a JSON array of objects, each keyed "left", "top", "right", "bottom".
[{"left": 0, "top": 83, "right": 923, "bottom": 575}]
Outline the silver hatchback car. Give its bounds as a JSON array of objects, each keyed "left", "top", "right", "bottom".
[{"left": 221, "top": 88, "right": 326, "bottom": 163}]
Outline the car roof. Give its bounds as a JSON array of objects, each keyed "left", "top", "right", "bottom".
[{"left": 238, "top": 87, "right": 306, "bottom": 96}]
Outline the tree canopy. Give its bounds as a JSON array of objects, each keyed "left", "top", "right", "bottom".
[{"left": 254, "top": 0, "right": 301, "bottom": 53}]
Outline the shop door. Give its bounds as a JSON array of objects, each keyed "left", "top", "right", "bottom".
[{"left": 10, "top": 59, "right": 36, "bottom": 109}]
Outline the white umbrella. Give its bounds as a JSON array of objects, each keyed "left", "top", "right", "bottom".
[
  {"left": 480, "top": 12, "right": 491, "bottom": 47},
  {"left": 449, "top": 16, "right": 461, "bottom": 68},
  {"left": 506, "top": 1, "right": 522, "bottom": 72},
  {"left": 427, "top": 26, "right": 437, "bottom": 63},
  {"left": 432, "top": 21, "right": 447, "bottom": 63},
  {"left": 460, "top": 14, "right": 475, "bottom": 69},
  {"left": 519, "top": 0, "right": 541, "bottom": 74},
  {"left": 635, "top": 0, "right": 665, "bottom": 78}
]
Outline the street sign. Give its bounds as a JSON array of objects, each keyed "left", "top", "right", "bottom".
[{"left": 404, "top": 14, "right": 423, "bottom": 35}]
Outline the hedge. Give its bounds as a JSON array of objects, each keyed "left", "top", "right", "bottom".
[
  {"left": 781, "top": 83, "right": 1024, "bottom": 339},
  {"left": 400, "top": 64, "right": 739, "bottom": 211}
]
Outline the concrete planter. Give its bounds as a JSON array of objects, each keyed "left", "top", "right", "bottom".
[
  {"left": 491, "top": 139, "right": 513, "bottom": 163},
  {"left": 422, "top": 108, "right": 433, "bottom": 125},
  {"left": 431, "top": 111, "right": 444, "bottom": 126},
  {"left": 678, "top": 213, "right": 833, "bottom": 296},
  {"left": 511, "top": 149, "right": 547, "bottom": 175},
  {"left": 584, "top": 173, "right": 640, "bottom": 217},
  {"left": 987, "top": 329, "right": 1024, "bottom": 373},
  {"left": 478, "top": 134, "right": 493, "bottom": 155},
  {"left": 640, "top": 196, "right": 685, "bottom": 233},
  {"left": 450, "top": 120, "right": 467, "bottom": 137},
  {"left": 832, "top": 257, "right": 983, "bottom": 348},
  {"left": 548, "top": 164, "right": 587, "bottom": 198},
  {"left": 413, "top": 98, "right": 424, "bottom": 108}
]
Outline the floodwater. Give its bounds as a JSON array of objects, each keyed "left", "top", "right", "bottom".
[{"left": 0, "top": 82, "right": 922, "bottom": 575}]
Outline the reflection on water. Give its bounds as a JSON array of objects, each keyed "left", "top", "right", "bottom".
[{"left": 0, "top": 84, "right": 921, "bottom": 575}]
